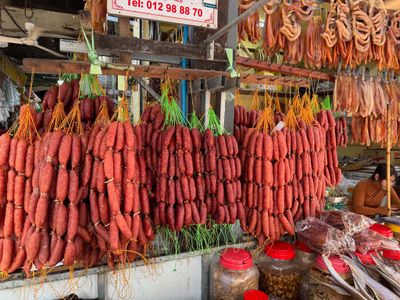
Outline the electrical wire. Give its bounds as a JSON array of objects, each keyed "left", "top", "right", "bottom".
[{"left": 2, "top": 6, "right": 26, "bottom": 34}]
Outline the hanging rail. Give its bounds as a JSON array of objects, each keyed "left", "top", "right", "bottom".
[{"left": 237, "top": 57, "right": 335, "bottom": 82}]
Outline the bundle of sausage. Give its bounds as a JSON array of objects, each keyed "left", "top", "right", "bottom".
[
  {"left": 291, "top": 121, "right": 327, "bottom": 221},
  {"left": 39, "top": 77, "right": 115, "bottom": 131},
  {"left": 238, "top": 112, "right": 339, "bottom": 243},
  {"left": 234, "top": 105, "right": 260, "bottom": 144},
  {"left": 205, "top": 130, "right": 243, "bottom": 225},
  {"left": 23, "top": 102, "right": 99, "bottom": 274},
  {"left": 154, "top": 124, "right": 207, "bottom": 230},
  {"left": 317, "top": 110, "right": 342, "bottom": 187},
  {"left": 40, "top": 80, "right": 78, "bottom": 133},
  {"left": 0, "top": 105, "right": 47, "bottom": 274},
  {"left": 139, "top": 104, "right": 164, "bottom": 203},
  {"left": 335, "top": 117, "right": 348, "bottom": 148},
  {"left": 100, "top": 119, "right": 154, "bottom": 266},
  {"left": 240, "top": 128, "right": 296, "bottom": 243}
]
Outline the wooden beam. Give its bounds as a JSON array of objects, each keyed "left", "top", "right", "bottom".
[
  {"left": 94, "top": 33, "right": 226, "bottom": 62},
  {"left": 59, "top": 39, "right": 181, "bottom": 65},
  {"left": 237, "top": 56, "right": 336, "bottom": 82},
  {"left": 1, "top": 6, "right": 79, "bottom": 37},
  {"left": 59, "top": 33, "right": 227, "bottom": 63},
  {"left": 191, "top": 76, "right": 240, "bottom": 93},
  {"left": 22, "top": 58, "right": 227, "bottom": 80},
  {"left": 240, "top": 74, "right": 310, "bottom": 88}
]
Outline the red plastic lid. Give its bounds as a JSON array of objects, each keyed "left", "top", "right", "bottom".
[
  {"left": 370, "top": 224, "right": 393, "bottom": 238},
  {"left": 382, "top": 249, "right": 400, "bottom": 261},
  {"left": 265, "top": 241, "right": 296, "bottom": 260},
  {"left": 244, "top": 290, "right": 269, "bottom": 300},
  {"left": 295, "top": 240, "right": 312, "bottom": 253},
  {"left": 355, "top": 251, "right": 377, "bottom": 265},
  {"left": 219, "top": 248, "right": 253, "bottom": 270},
  {"left": 316, "top": 255, "right": 350, "bottom": 274}
]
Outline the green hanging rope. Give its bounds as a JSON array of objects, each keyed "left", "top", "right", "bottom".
[{"left": 82, "top": 28, "right": 103, "bottom": 75}]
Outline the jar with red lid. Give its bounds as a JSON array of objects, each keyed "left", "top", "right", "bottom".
[
  {"left": 308, "top": 255, "right": 352, "bottom": 300},
  {"left": 369, "top": 224, "right": 393, "bottom": 238},
  {"left": 258, "top": 241, "right": 300, "bottom": 300},
  {"left": 354, "top": 251, "right": 380, "bottom": 281},
  {"left": 210, "top": 248, "right": 259, "bottom": 300},
  {"left": 381, "top": 248, "right": 400, "bottom": 269},
  {"left": 243, "top": 290, "right": 269, "bottom": 300},
  {"left": 295, "top": 240, "right": 315, "bottom": 270},
  {"left": 295, "top": 241, "right": 315, "bottom": 300}
]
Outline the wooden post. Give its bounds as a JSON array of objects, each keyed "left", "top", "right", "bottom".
[
  {"left": 219, "top": 0, "right": 237, "bottom": 133},
  {"left": 387, "top": 104, "right": 392, "bottom": 216},
  {"left": 191, "top": 0, "right": 238, "bottom": 132},
  {"left": 118, "top": 17, "right": 132, "bottom": 64},
  {"left": 117, "top": 16, "right": 132, "bottom": 119}
]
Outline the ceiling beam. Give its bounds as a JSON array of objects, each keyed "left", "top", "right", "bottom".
[{"left": 1, "top": 6, "right": 79, "bottom": 38}]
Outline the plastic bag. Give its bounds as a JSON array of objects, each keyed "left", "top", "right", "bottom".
[
  {"left": 320, "top": 210, "right": 375, "bottom": 236},
  {"left": 353, "top": 229, "right": 399, "bottom": 254},
  {"left": 296, "top": 217, "right": 356, "bottom": 255},
  {"left": 2, "top": 78, "right": 20, "bottom": 107},
  {"left": 337, "top": 176, "right": 357, "bottom": 194}
]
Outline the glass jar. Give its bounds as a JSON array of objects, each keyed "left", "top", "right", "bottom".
[
  {"left": 210, "top": 248, "right": 259, "bottom": 300},
  {"left": 296, "top": 241, "right": 315, "bottom": 300},
  {"left": 382, "top": 249, "right": 400, "bottom": 269},
  {"left": 258, "top": 241, "right": 300, "bottom": 300},
  {"left": 309, "top": 255, "right": 352, "bottom": 300},
  {"left": 295, "top": 241, "right": 315, "bottom": 270}
]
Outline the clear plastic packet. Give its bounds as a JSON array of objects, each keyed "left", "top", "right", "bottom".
[
  {"left": 2, "top": 78, "right": 20, "bottom": 107},
  {"left": 353, "top": 229, "right": 399, "bottom": 254},
  {"left": 320, "top": 210, "right": 375, "bottom": 236},
  {"left": 296, "top": 217, "right": 356, "bottom": 255}
]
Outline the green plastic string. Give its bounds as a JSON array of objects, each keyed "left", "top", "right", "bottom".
[
  {"left": 160, "top": 86, "right": 186, "bottom": 127},
  {"left": 61, "top": 73, "right": 78, "bottom": 83},
  {"left": 321, "top": 95, "right": 332, "bottom": 110},
  {"left": 205, "top": 107, "right": 227, "bottom": 136},
  {"left": 188, "top": 112, "right": 203, "bottom": 130},
  {"left": 158, "top": 82, "right": 191, "bottom": 126}
]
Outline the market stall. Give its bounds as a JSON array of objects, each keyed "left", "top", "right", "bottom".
[{"left": 0, "top": 0, "right": 399, "bottom": 299}]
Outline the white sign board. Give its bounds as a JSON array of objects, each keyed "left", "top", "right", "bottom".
[{"left": 108, "top": 0, "right": 218, "bottom": 28}]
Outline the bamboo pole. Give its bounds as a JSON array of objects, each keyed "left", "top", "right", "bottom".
[{"left": 387, "top": 104, "right": 392, "bottom": 217}]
